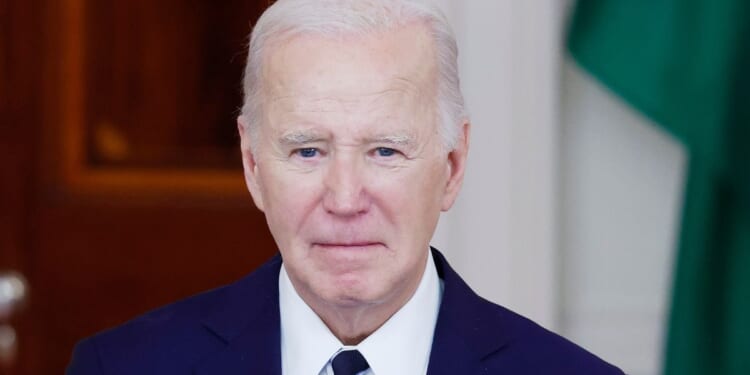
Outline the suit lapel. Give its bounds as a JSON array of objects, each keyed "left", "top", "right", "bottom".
[
  {"left": 194, "top": 255, "right": 283, "bottom": 375},
  {"left": 427, "top": 248, "right": 511, "bottom": 375}
]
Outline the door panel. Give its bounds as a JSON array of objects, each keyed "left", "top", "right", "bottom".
[{"left": 2, "top": 1, "right": 276, "bottom": 373}]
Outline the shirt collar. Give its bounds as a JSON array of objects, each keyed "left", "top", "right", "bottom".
[
  {"left": 279, "top": 265, "right": 341, "bottom": 375},
  {"left": 279, "top": 249, "right": 443, "bottom": 375}
]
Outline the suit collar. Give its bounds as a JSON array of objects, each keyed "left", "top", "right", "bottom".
[
  {"left": 427, "top": 247, "right": 510, "bottom": 374},
  {"left": 195, "top": 254, "right": 283, "bottom": 375}
]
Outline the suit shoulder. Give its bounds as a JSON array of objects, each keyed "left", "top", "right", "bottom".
[
  {"left": 68, "top": 283, "right": 231, "bottom": 374},
  {"left": 67, "top": 255, "right": 282, "bottom": 374},
  {"left": 431, "top": 248, "right": 625, "bottom": 374},
  {"left": 99, "top": 281, "right": 229, "bottom": 340},
  {"left": 481, "top": 299, "right": 624, "bottom": 374}
]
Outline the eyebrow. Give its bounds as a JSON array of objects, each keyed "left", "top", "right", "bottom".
[
  {"left": 278, "top": 131, "right": 325, "bottom": 146},
  {"left": 277, "top": 131, "right": 416, "bottom": 147},
  {"left": 369, "top": 134, "right": 416, "bottom": 147}
]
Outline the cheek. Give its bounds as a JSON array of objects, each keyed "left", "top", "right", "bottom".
[
  {"left": 368, "top": 163, "right": 447, "bottom": 222},
  {"left": 259, "top": 169, "right": 324, "bottom": 238}
]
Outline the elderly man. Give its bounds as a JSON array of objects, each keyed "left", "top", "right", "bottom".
[{"left": 68, "top": 1, "right": 623, "bottom": 374}]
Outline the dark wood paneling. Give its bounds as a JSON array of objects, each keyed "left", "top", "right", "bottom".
[
  {"left": 1, "top": 0, "right": 45, "bottom": 372},
  {"left": 33, "top": 203, "right": 273, "bottom": 372},
  {"left": 2, "top": 1, "right": 276, "bottom": 373},
  {"left": 83, "top": 1, "right": 258, "bottom": 170}
]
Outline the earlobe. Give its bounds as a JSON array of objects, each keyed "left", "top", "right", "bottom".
[
  {"left": 441, "top": 121, "right": 470, "bottom": 211},
  {"left": 237, "top": 116, "right": 265, "bottom": 212}
]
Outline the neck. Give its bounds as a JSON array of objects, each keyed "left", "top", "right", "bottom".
[{"left": 321, "top": 306, "right": 396, "bottom": 345}]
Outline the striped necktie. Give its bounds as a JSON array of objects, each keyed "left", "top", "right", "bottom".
[{"left": 331, "top": 349, "right": 370, "bottom": 375}]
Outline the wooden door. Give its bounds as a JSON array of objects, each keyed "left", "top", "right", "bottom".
[{"left": 1, "top": 1, "right": 276, "bottom": 373}]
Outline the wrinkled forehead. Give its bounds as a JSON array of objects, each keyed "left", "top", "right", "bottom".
[{"left": 260, "top": 22, "right": 438, "bottom": 105}]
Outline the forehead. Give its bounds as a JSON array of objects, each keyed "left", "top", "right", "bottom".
[{"left": 260, "top": 22, "right": 438, "bottom": 120}]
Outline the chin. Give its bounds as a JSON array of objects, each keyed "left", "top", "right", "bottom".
[{"left": 323, "top": 278, "right": 385, "bottom": 306}]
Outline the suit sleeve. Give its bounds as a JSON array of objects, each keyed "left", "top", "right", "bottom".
[{"left": 66, "top": 338, "right": 104, "bottom": 375}]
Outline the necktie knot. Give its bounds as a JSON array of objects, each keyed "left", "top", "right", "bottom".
[{"left": 331, "top": 349, "right": 370, "bottom": 375}]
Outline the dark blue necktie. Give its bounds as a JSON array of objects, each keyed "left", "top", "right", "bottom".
[{"left": 331, "top": 349, "right": 370, "bottom": 375}]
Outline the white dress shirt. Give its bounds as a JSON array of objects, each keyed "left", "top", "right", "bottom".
[{"left": 280, "top": 249, "right": 443, "bottom": 375}]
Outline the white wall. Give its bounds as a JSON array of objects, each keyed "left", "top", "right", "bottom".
[
  {"left": 431, "top": 0, "right": 564, "bottom": 330},
  {"left": 559, "top": 60, "right": 685, "bottom": 375},
  {"left": 431, "top": 1, "right": 686, "bottom": 374}
]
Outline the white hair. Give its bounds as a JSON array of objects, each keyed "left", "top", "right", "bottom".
[{"left": 240, "top": 0, "right": 467, "bottom": 151}]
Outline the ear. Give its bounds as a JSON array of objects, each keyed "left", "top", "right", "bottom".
[
  {"left": 441, "top": 121, "right": 470, "bottom": 211},
  {"left": 237, "top": 116, "right": 265, "bottom": 212}
]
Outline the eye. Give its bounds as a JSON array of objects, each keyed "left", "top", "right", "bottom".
[
  {"left": 295, "top": 148, "right": 319, "bottom": 158},
  {"left": 375, "top": 147, "right": 397, "bottom": 157}
]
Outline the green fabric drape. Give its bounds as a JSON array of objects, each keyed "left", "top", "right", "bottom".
[{"left": 568, "top": 1, "right": 750, "bottom": 374}]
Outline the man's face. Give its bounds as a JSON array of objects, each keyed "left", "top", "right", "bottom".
[{"left": 239, "top": 24, "right": 468, "bottom": 312}]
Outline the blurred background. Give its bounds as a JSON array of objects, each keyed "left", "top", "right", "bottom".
[{"left": 1, "top": 1, "right": 747, "bottom": 374}]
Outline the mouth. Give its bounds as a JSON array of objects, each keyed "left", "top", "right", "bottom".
[{"left": 312, "top": 242, "right": 383, "bottom": 249}]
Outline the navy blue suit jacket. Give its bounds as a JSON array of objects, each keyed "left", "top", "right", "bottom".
[{"left": 67, "top": 248, "right": 624, "bottom": 374}]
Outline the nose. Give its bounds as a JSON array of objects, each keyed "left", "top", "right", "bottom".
[{"left": 322, "top": 154, "right": 370, "bottom": 217}]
